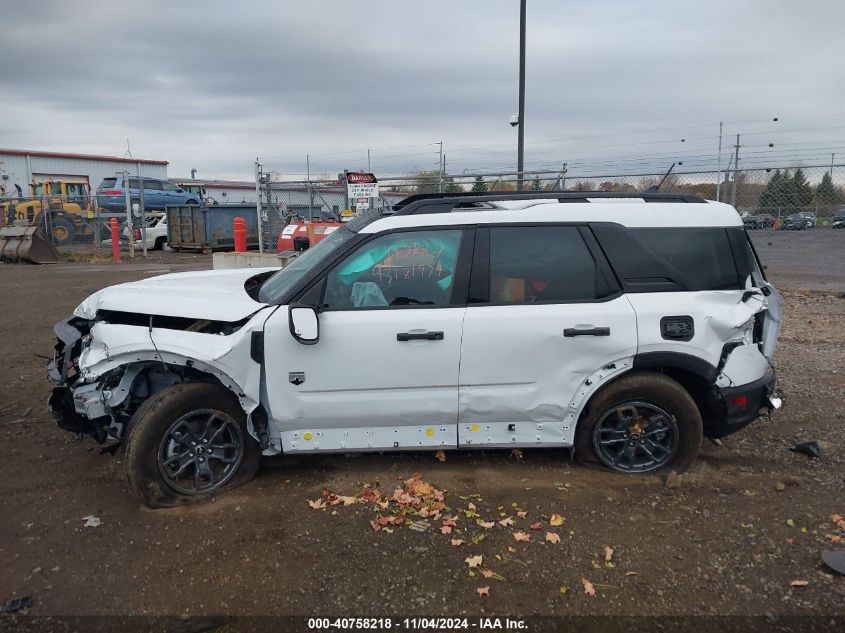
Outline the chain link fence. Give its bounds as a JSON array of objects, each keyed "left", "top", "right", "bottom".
[{"left": 3, "top": 164, "right": 843, "bottom": 290}]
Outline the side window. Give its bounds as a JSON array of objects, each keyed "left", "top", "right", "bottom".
[
  {"left": 488, "top": 226, "right": 604, "bottom": 303},
  {"left": 162, "top": 181, "right": 178, "bottom": 192},
  {"left": 323, "top": 230, "right": 462, "bottom": 309},
  {"left": 144, "top": 180, "right": 163, "bottom": 191},
  {"left": 127, "top": 178, "right": 140, "bottom": 190}
]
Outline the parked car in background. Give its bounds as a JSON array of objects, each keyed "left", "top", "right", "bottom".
[
  {"left": 96, "top": 177, "right": 200, "bottom": 211},
  {"left": 742, "top": 213, "right": 775, "bottom": 229},
  {"left": 102, "top": 214, "right": 170, "bottom": 250},
  {"left": 781, "top": 214, "right": 807, "bottom": 230},
  {"left": 798, "top": 211, "right": 816, "bottom": 228},
  {"left": 833, "top": 209, "right": 845, "bottom": 229}
]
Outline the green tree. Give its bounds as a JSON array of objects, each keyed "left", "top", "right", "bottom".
[
  {"left": 471, "top": 176, "right": 488, "bottom": 193},
  {"left": 814, "top": 171, "right": 841, "bottom": 210},
  {"left": 792, "top": 169, "right": 813, "bottom": 208},
  {"left": 758, "top": 170, "right": 786, "bottom": 212},
  {"left": 444, "top": 181, "right": 463, "bottom": 193},
  {"left": 530, "top": 176, "right": 543, "bottom": 191}
]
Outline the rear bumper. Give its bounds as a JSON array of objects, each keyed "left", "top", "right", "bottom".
[{"left": 709, "top": 370, "right": 781, "bottom": 439}]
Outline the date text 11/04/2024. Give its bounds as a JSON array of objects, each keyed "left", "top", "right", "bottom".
[{"left": 307, "top": 617, "right": 527, "bottom": 630}]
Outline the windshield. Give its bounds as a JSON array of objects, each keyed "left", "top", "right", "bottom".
[{"left": 258, "top": 227, "right": 356, "bottom": 304}]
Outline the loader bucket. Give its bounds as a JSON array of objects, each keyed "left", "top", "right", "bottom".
[{"left": 0, "top": 225, "right": 61, "bottom": 264}]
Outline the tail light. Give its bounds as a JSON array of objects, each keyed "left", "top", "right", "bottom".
[
  {"left": 133, "top": 228, "right": 141, "bottom": 240},
  {"left": 100, "top": 189, "right": 122, "bottom": 195}
]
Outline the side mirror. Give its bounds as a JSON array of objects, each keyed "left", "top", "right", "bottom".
[{"left": 289, "top": 305, "right": 319, "bottom": 344}]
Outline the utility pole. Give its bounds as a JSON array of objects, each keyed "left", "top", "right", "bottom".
[
  {"left": 715, "top": 121, "right": 723, "bottom": 202},
  {"left": 254, "top": 159, "right": 263, "bottom": 253},
  {"left": 136, "top": 162, "right": 147, "bottom": 257},
  {"left": 831, "top": 152, "right": 835, "bottom": 177},
  {"left": 367, "top": 149, "right": 371, "bottom": 173},
  {"left": 731, "top": 134, "right": 741, "bottom": 207},
  {"left": 123, "top": 170, "right": 135, "bottom": 258},
  {"left": 438, "top": 142, "right": 444, "bottom": 193},
  {"left": 306, "top": 154, "right": 313, "bottom": 221},
  {"left": 516, "top": 0, "right": 526, "bottom": 191}
]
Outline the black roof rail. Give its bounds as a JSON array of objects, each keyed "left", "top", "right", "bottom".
[{"left": 389, "top": 190, "right": 707, "bottom": 215}]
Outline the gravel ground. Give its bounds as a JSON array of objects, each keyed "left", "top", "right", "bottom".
[{"left": 0, "top": 256, "right": 842, "bottom": 625}]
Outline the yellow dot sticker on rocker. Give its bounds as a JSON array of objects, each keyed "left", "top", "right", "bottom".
[
  {"left": 426, "top": 428, "right": 434, "bottom": 437},
  {"left": 471, "top": 424, "right": 479, "bottom": 432},
  {"left": 303, "top": 432, "right": 313, "bottom": 440}
]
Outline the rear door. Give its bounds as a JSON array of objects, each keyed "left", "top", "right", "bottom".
[{"left": 457, "top": 225, "right": 637, "bottom": 447}]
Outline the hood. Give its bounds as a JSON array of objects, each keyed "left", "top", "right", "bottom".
[{"left": 74, "top": 267, "right": 279, "bottom": 322}]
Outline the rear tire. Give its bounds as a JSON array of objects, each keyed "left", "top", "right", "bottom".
[
  {"left": 124, "top": 382, "right": 261, "bottom": 508},
  {"left": 154, "top": 236, "right": 166, "bottom": 250},
  {"left": 574, "top": 371, "right": 702, "bottom": 474}
]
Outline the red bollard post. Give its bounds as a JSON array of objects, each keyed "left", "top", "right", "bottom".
[
  {"left": 233, "top": 217, "right": 247, "bottom": 252},
  {"left": 110, "top": 217, "right": 120, "bottom": 262}
]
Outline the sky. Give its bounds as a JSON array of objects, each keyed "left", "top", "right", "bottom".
[{"left": 1, "top": 0, "right": 844, "bottom": 181}]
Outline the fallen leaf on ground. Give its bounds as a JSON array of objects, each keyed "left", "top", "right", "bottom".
[
  {"left": 82, "top": 515, "right": 102, "bottom": 528},
  {"left": 434, "top": 450, "right": 446, "bottom": 462},
  {"left": 529, "top": 522, "right": 542, "bottom": 531},
  {"left": 477, "top": 586, "right": 490, "bottom": 597},
  {"left": 471, "top": 533, "right": 487, "bottom": 545},
  {"left": 545, "top": 532, "right": 561, "bottom": 544},
  {"left": 825, "top": 534, "right": 842, "bottom": 543},
  {"left": 510, "top": 449, "right": 524, "bottom": 460},
  {"left": 465, "top": 555, "right": 483, "bottom": 568},
  {"left": 513, "top": 531, "right": 531, "bottom": 542},
  {"left": 451, "top": 539, "right": 464, "bottom": 547},
  {"left": 307, "top": 499, "right": 327, "bottom": 510},
  {"left": 786, "top": 518, "right": 795, "bottom": 527},
  {"left": 517, "top": 511, "right": 528, "bottom": 519},
  {"left": 550, "top": 514, "right": 565, "bottom": 526},
  {"left": 468, "top": 502, "right": 477, "bottom": 511},
  {"left": 481, "top": 569, "right": 505, "bottom": 581},
  {"left": 605, "top": 546, "right": 615, "bottom": 563},
  {"left": 441, "top": 525, "right": 453, "bottom": 535},
  {"left": 625, "top": 571, "right": 638, "bottom": 577},
  {"left": 786, "top": 538, "right": 795, "bottom": 545},
  {"left": 831, "top": 514, "right": 843, "bottom": 524},
  {"left": 559, "top": 585, "right": 569, "bottom": 594},
  {"left": 581, "top": 577, "right": 596, "bottom": 597},
  {"left": 790, "top": 580, "right": 809, "bottom": 587},
  {"left": 477, "top": 520, "right": 495, "bottom": 529},
  {"left": 442, "top": 517, "right": 457, "bottom": 527},
  {"left": 498, "top": 517, "right": 515, "bottom": 527}
]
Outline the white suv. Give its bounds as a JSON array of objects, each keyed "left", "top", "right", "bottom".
[{"left": 48, "top": 192, "right": 783, "bottom": 507}]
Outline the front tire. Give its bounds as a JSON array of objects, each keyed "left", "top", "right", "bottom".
[
  {"left": 574, "top": 371, "right": 702, "bottom": 474},
  {"left": 124, "top": 383, "right": 261, "bottom": 508}
]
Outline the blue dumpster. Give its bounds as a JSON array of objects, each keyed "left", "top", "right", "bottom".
[{"left": 167, "top": 205, "right": 260, "bottom": 252}]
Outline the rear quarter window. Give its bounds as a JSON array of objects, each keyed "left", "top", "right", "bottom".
[{"left": 592, "top": 225, "right": 741, "bottom": 292}]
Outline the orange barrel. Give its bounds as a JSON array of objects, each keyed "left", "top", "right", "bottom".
[{"left": 233, "top": 217, "right": 247, "bottom": 252}]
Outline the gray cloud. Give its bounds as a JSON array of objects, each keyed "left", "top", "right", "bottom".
[{"left": 1, "top": 0, "right": 843, "bottom": 180}]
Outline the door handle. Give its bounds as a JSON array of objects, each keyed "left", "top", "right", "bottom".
[
  {"left": 564, "top": 327, "right": 610, "bottom": 337},
  {"left": 397, "top": 331, "right": 444, "bottom": 341}
]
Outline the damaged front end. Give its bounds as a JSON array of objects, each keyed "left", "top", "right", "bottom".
[{"left": 48, "top": 316, "right": 108, "bottom": 440}]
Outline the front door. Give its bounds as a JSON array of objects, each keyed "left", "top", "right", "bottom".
[
  {"left": 457, "top": 225, "right": 638, "bottom": 447},
  {"left": 263, "top": 227, "right": 471, "bottom": 453}
]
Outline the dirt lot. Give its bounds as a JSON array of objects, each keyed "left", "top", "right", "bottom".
[{"left": 0, "top": 254, "right": 843, "bottom": 625}]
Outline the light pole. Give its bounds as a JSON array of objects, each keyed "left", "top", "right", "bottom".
[{"left": 516, "top": 0, "right": 526, "bottom": 191}]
